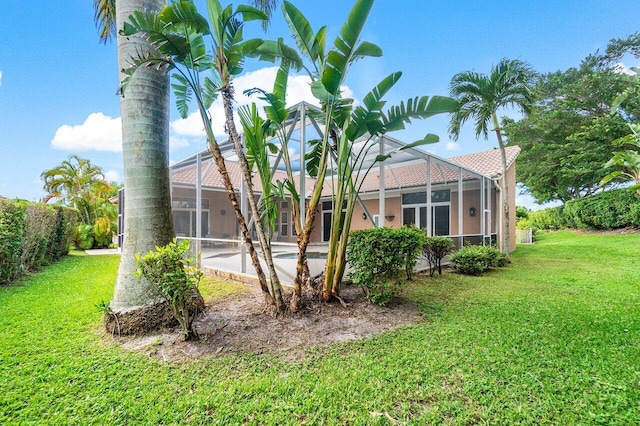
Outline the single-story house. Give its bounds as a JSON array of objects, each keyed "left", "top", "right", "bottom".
[{"left": 166, "top": 102, "right": 519, "bottom": 254}]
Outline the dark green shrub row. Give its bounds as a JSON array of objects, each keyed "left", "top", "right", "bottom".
[
  {"left": 449, "top": 245, "right": 508, "bottom": 275},
  {"left": 563, "top": 189, "right": 640, "bottom": 230},
  {"left": 347, "top": 226, "right": 424, "bottom": 305},
  {"left": 0, "top": 199, "right": 77, "bottom": 285},
  {"left": 521, "top": 189, "right": 640, "bottom": 232}
]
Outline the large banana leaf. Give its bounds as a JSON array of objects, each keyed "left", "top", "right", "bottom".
[
  {"left": 282, "top": 1, "right": 325, "bottom": 71},
  {"left": 250, "top": 38, "right": 303, "bottom": 72},
  {"left": 322, "top": 0, "right": 375, "bottom": 95},
  {"left": 201, "top": 75, "right": 220, "bottom": 110},
  {"left": 383, "top": 96, "right": 459, "bottom": 133},
  {"left": 122, "top": 11, "right": 191, "bottom": 63},
  {"left": 172, "top": 74, "right": 192, "bottom": 119},
  {"left": 158, "top": 1, "right": 210, "bottom": 35},
  {"left": 345, "top": 71, "right": 402, "bottom": 141}
]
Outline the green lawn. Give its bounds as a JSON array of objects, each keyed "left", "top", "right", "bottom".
[{"left": 1, "top": 231, "right": 638, "bottom": 424}]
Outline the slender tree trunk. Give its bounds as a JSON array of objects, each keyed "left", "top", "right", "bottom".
[
  {"left": 220, "top": 85, "right": 286, "bottom": 312},
  {"left": 291, "top": 133, "right": 330, "bottom": 310},
  {"left": 110, "top": 0, "right": 175, "bottom": 322},
  {"left": 492, "top": 112, "right": 511, "bottom": 257},
  {"left": 196, "top": 104, "right": 276, "bottom": 309},
  {"left": 329, "top": 191, "right": 357, "bottom": 296}
]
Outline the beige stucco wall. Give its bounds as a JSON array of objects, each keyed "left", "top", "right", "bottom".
[{"left": 172, "top": 158, "right": 517, "bottom": 251}]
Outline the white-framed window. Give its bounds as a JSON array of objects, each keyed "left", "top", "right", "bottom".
[
  {"left": 280, "top": 211, "right": 289, "bottom": 237},
  {"left": 401, "top": 190, "right": 451, "bottom": 236}
]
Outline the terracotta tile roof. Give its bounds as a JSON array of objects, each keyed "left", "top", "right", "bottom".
[
  {"left": 171, "top": 145, "right": 521, "bottom": 196},
  {"left": 172, "top": 159, "right": 310, "bottom": 194},
  {"left": 448, "top": 145, "right": 521, "bottom": 179}
]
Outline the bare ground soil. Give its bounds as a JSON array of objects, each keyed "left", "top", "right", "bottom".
[{"left": 117, "top": 283, "right": 424, "bottom": 362}]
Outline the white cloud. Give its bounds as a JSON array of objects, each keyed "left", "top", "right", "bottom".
[
  {"left": 104, "top": 169, "right": 121, "bottom": 183},
  {"left": 0, "top": 70, "right": 3, "bottom": 86},
  {"left": 170, "top": 66, "right": 354, "bottom": 141},
  {"left": 51, "top": 113, "right": 122, "bottom": 152},
  {"left": 445, "top": 142, "right": 461, "bottom": 151},
  {"left": 169, "top": 136, "right": 191, "bottom": 152}
]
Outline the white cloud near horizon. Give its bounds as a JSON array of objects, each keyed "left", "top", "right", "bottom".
[
  {"left": 51, "top": 66, "right": 356, "bottom": 154},
  {"left": 170, "top": 66, "right": 354, "bottom": 140},
  {"left": 445, "top": 142, "right": 461, "bottom": 151},
  {"left": 51, "top": 113, "right": 122, "bottom": 152}
]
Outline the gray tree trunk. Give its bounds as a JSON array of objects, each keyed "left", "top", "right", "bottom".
[{"left": 110, "top": 0, "right": 174, "bottom": 314}]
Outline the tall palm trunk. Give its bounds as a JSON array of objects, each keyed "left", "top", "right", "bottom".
[
  {"left": 111, "top": 0, "right": 174, "bottom": 316},
  {"left": 492, "top": 112, "right": 511, "bottom": 256},
  {"left": 220, "top": 86, "right": 286, "bottom": 312}
]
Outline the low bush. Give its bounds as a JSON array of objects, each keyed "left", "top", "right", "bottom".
[
  {"left": 75, "top": 224, "right": 95, "bottom": 250},
  {"left": 449, "top": 245, "right": 507, "bottom": 275},
  {"left": 347, "top": 227, "right": 423, "bottom": 305},
  {"left": 93, "top": 216, "right": 114, "bottom": 248},
  {"left": 397, "top": 226, "right": 426, "bottom": 280},
  {"left": 422, "top": 236, "right": 455, "bottom": 276},
  {"left": 135, "top": 239, "right": 204, "bottom": 341}
]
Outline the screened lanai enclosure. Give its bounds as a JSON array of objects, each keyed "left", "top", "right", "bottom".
[{"left": 118, "top": 102, "right": 515, "bottom": 285}]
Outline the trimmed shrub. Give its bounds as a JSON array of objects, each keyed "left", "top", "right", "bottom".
[
  {"left": 135, "top": 240, "right": 204, "bottom": 341},
  {"left": 450, "top": 245, "right": 507, "bottom": 275},
  {"left": 422, "top": 236, "right": 455, "bottom": 276},
  {"left": 20, "top": 204, "right": 57, "bottom": 271},
  {"left": 347, "top": 227, "right": 423, "bottom": 305},
  {"left": 397, "top": 226, "right": 426, "bottom": 280}
]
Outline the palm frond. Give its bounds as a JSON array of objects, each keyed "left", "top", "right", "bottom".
[{"left": 93, "top": 0, "right": 116, "bottom": 44}]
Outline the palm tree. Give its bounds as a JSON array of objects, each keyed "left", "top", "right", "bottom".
[
  {"left": 449, "top": 58, "right": 536, "bottom": 255},
  {"left": 95, "top": 0, "right": 282, "bottom": 322},
  {"left": 95, "top": 0, "right": 277, "bottom": 41},
  {"left": 94, "top": 0, "right": 116, "bottom": 43},
  {"left": 41, "top": 155, "right": 110, "bottom": 224},
  {"left": 94, "top": 0, "right": 175, "bottom": 325}
]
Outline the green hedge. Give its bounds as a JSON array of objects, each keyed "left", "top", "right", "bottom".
[
  {"left": 0, "top": 199, "right": 77, "bottom": 285},
  {"left": 563, "top": 189, "right": 640, "bottom": 230},
  {"left": 522, "top": 189, "right": 640, "bottom": 232}
]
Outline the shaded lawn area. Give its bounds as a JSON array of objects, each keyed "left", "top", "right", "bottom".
[{"left": 1, "top": 231, "right": 639, "bottom": 424}]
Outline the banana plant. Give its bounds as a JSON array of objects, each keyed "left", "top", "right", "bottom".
[
  {"left": 283, "top": 0, "right": 458, "bottom": 301},
  {"left": 600, "top": 123, "right": 640, "bottom": 195},
  {"left": 322, "top": 75, "right": 459, "bottom": 300},
  {"left": 119, "top": 0, "right": 289, "bottom": 310},
  {"left": 244, "top": 61, "right": 314, "bottom": 311},
  {"left": 280, "top": 0, "right": 388, "bottom": 306}
]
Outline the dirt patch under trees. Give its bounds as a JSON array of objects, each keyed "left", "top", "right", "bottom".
[{"left": 115, "top": 283, "right": 424, "bottom": 362}]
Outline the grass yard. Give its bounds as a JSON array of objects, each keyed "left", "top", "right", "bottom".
[{"left": 0, "top": 231, "right": 638, "bottom": 424}]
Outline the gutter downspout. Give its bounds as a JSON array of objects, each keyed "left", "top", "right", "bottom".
[{"left": 493, "top": 178, "right": 503, "bottom": 252}]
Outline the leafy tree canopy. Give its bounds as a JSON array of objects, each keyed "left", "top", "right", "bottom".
[{"left": 504, "top": 34, "right": 640, "bottom": 204}]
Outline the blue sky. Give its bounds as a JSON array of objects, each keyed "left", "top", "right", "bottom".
[{"left": 1, "top": 0, "right": 639, "bottom": 210}]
